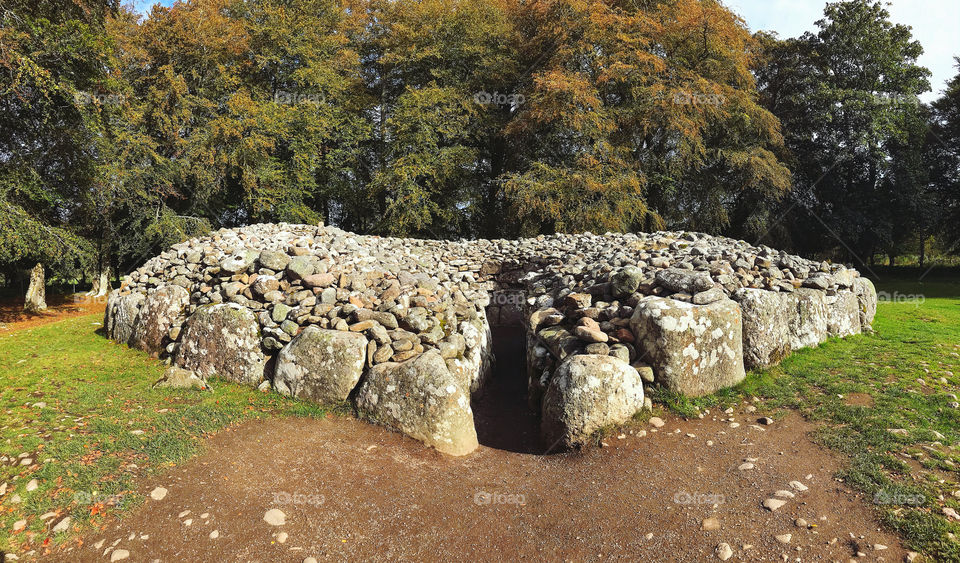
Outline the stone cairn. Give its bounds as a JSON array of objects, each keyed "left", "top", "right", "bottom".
[{"left": 105, "top": 223, "right": 877, "bottom": 455}]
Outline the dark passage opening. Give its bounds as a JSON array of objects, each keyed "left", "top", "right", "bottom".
[{"left": 471, "top": 324, "right": 545, "bottom": 454}]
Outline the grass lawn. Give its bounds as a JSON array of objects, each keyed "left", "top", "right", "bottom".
[
  {"left": 0, "top": 315, "right": 329, "bottom": 556},
  {"left": 2, "top": 274, "right": 960, "bottom": 559}
]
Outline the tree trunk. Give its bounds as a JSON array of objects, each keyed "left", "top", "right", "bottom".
[
  {"left": 919, "top": 236, "right": 926, "bottom": 269},
  {"left": 87, "top": 249, "right": 112, "bottom": 298},
  {"left": 88, "top": 266, "right": 111, "bottom": 297},
  {"left": 24, "top": 263, "right": 47, "bottom": 313}
]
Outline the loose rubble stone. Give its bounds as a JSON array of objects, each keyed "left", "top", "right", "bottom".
[
  {"left": 153, "top": 366, "right": 207, "bottom": 390},
  {"left": 149, "top": 487, "right": 167, "bottom": 501},
  {"left": 263, "top": 509, "right": 286, "bottom": 526},
  {"left": 763, "top": 498, "right": 787, "bottom": 511}
]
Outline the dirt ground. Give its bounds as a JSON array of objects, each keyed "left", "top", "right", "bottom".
[
  {"left": 0, "top": 294, "right": 106, "bottom": 334},
  {"left": 51, "top": 407, "right": 907, "bottom": 563}
]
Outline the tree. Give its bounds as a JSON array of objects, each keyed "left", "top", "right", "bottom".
[
  {"left": 757, "top": 0, "right": 931, "bottom": 262},
  {"left": 929, "top": 60, "right": 960, "bottom": 258},
  {"left": 501, "top": 0, "right": 791, "bottom": 237},
  {"left": 0, "top": 0, "right": 113, "bottom": 294}
]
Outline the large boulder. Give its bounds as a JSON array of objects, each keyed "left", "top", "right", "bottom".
[
  {"left": 354, "top": 350, "right": 478, "bottom": 456},
  {"left": 174, "top": 304, "right": 266, "bottom": 385},
  {"left": 541, "top": 355, "right": 645, "bottom": 448},
  {"left": 630, "top": 296, "right": 745, "bottom": 396},
  {"left": 853, "top": 277, "right": 877, "bottom": 329},
  {"left": 825, "top": 290, "right": 861, "bottom": 337},
  {"left": 130, "top": 285, "right": 190, "bottom": 356},
  {"left": 273, "top": 327, "right": 368, "bottom": 404},
  {"left": 733, "top": 289, "right": 795, "bottom": 370},
  {"left": 105, "top": 291, "right": 144, "bottom": 345},
  {"left": 789, "top": 288, "right": 828, "bottom": 350}
]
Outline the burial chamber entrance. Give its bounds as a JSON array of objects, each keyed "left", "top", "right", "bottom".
[{"left": 471, "top": 295, "right": 545, "bottom": 454}]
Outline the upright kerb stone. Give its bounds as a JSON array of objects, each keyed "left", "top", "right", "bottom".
[
  {"left": 733, "top": 288, "right": 795, "bottom": 370},
  {"left": 853, "top": 277, "right": 878, "bottom": 329},
  {"left": 130, "top": 285, "right": 190, "bottom": 356},
  {"left": 540, "top": 355, "right": 645, "bottom": 448},
  {"left": 273, "top": 326, "right": 368, "bottom": 404},
  {"left": 789, "top": 288, "right": 828, "bottom": 350},
  {"left": 174, "top": 303, "right": 266, "bottom": 385},
  {"left": 354, "top": 350, "right": 479, "bottom": 456},
  {"left": 630, "top": 296, "right": 745, "bottom": 396},
  {"left": 105, "top": 291, "right": 144, "bottom": 346},
  {"left": 825, "top": 290, "right": 861, "bottom": 337}
]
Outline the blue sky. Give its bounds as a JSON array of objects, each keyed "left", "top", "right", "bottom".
[{"left": 130, "top": 0, "right": 957, "bottom": 101}]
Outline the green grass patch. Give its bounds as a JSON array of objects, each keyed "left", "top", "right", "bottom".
[
  {"left": 652, "top": 275, "right": 960, "bottom": 560},
  {"left": 0, "top": 316, "right": 328, "bottom": 554}
]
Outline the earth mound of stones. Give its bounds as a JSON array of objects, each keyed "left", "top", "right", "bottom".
[{"left": 105, "top": 223, "right": 876, "bottom": 455}]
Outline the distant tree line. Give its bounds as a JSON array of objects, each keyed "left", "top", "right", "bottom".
[{"left": 1, "top": 0, "right": 958, "bottom": 301}]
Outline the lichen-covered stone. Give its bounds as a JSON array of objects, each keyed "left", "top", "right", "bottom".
[
  {"left": 354, "top": 350, "right": 478, "bottom": 456},
  {"left": 630, "top": 296, "right": 745, "bottom": 396},
  {"left": 154, "top": 366, "right": 208, "bottom": 390},
  {"left": 444, "top": 314, "right": 492, "bottom": 396},
  {"left": 105, "top": 292, "right": 144, "bottom": 345},
  {"left": 258, "top": 249, "right": 290, "bottom": 271},
  {"left": 825, "top": 290, "right": 861, "bottom": 337},
  {"left": 130, "top": 285, "right": 190, "bottom": 356},
  {"left": 174, "top": 304, "right": 266, "bottom": 385},
  {"left": 611, "top": 266, "right": 644, "bottom": 298},
  {"left": 853, "top": 277, "right": 877, "bottom": 329},
  {"left": 541, "top": 355, "right": 645, "bottom": 448},
  {"left": 733, "top": 288, "right": 794, "bottom": 370},
  {"left": 789, "top": 288, "right": 828, "bottom": 350},
  {"left": 273, "top": 326, "right": 368, "bottom": 403}
]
